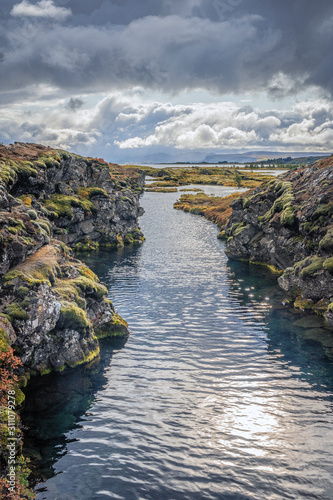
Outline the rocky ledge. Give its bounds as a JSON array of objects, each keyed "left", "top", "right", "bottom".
[
  {"left": 0, "top": 142, "right": 145, "bottom": 375},
  {"left": 225, "top": 156, "right": 333, "bottom": 326}
]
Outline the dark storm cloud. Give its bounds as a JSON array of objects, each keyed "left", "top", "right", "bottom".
[
  {"left": 0, "top": 0, "right": 332, "bottom": 97},
  {"left": 67, "top": 97, "right": 84, "bottom": 111}
]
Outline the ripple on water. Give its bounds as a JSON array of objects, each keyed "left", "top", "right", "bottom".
[{"left": 21, "top": 187, "right": 333, "bottom": 500}]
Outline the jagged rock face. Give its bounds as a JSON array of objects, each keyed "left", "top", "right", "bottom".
[
  {"left": 225, "top": 157, "right": 333, "bottom": 322},
  {"left": 0, "top": 143, "right": 144, "bottom": 374},
  {"left": 0, "top": 143, "right": 145, "bottom": 251},
  {"left": 0, "top": 242, "right": 127, "bottom": 373},
  {"left": 0, "top": 205, "right": 51, "bottom": 275}
]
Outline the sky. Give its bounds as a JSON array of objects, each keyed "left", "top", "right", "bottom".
[{"left": 0, "top": 0, "right": 333, "bottom": 163}]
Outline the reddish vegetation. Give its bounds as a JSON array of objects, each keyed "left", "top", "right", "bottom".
[
  {"left": 0, "top": 346, "right": 22, "bottom": 407},
  {"left": 174, "top": 191, "right": 251, "bottom": 229},
  {"left": 314, "top": 154, "right": 333, "bottom": 170},
  {"left": 0, "top": 142, "right": 52, "bottom": 161}
]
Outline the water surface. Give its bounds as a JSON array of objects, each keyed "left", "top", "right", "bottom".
[{"left": 23, "top": 187, "right": 333, "bottom": 500}]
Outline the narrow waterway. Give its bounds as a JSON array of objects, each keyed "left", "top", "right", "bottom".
[{"left": 22, "top": 187, "right": 333, "bottom": 500}]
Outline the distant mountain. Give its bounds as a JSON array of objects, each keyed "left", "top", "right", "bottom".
[
  {"left": 204, "top": 151, "right": 330, "bottom": 163},
  {"left": 115, "top": 148, "right": 331, "bottom": 165}
]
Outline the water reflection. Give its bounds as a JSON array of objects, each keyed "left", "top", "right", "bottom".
[
  {"left": 22, "top": 337, "right": 127, "bottom": 483},
  {"left": 226, "top": 259, "right": 333, "bottom": 389},
  {"left": 21, "top": 189, "right": 333, "bottom": 500}
]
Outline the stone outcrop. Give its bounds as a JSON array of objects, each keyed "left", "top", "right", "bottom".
[
  {"left": 0, "top": 142, "right": 145, "bottom": 374},
  {"left": 224, "top": 156, "right": 333, "bottom": 325}
]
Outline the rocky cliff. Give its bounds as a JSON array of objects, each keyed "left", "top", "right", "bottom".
[
  {"left": 0, "top": 142, "right": 145, "bottom": 375},
  {"left": 225, "top": 156, "right": 333, "bottom": 325}
]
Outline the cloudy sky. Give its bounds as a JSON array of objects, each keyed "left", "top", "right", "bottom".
[{"left": 0, "top": 0, "right": 332, "bottom": 162}]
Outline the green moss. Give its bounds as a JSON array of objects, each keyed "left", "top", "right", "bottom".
[
  {"left": 272, "top": 191, "right": 294, "bottom": 213},
  {"left": 274, "top": 180, "right": 292, "bottom": 195},
  {"left": 60, "top": 302, "right": 91, "bottom": 332},
  {"left": 5, "top": 303, "right": 29, "bottom": 321},
  {"left": 18, "top": 372, "right": 31, "bottom": 388},
  {"left": 36, "top": 219, "right": 51, "bottom": 235},
  {"left": 40, "top": 367, "right": 52, "bottom": 376},
  {"left": 15, "top": 388, "right": 25, "bottom": 405},
  {"left": 42, "top": 194, "right": 96, "bottom": 219},
  {"left": 116, "top": 234, "right": 124, "bottom": 247},
  {"left": 75, "top": 238, "right": 99, "bottom": 253},
  {"left": 18, "top": 195, "right": 33, "bottom": 207},
  {"left": 95, "top": 313, "right": 129, "bottom": 339},
  {"left": 319, "top": 229, "right": 333, "bottom": 252},
  {"left": 249, "top": 260, "right": 283, "bottom": 275},
  {"left": 72, "top": 276, "right": 108, "bottom": 299},
  {"left": 230, "top": 222, "right": 242, "bottom": 233},
  {"left": 262, "top": 181, "right": 294, "bottom": 223},
  {"left": 43, "top": 157, "right": 58, "bottom": 168},
  {"left": 328, "top": 302, "right": 333, "bottom": 312},
  {"left": 54, "top": 281, "right": 86, "bottom": 309},
  {"left": 27, "top": 209, "right": 38, "bottom": 220},
  {"left": 234, "top": 224, "right": 249, "bottom": 236},
  {"left": 294, "top": 296, "right": 314, "bottom": 310},
  {"left": 323, "top": 257, "right": 333, "bottom": 274},
  {"left": 124, "top": 233, "right": 134, "bottom": 245},
  {"left": 34, "top": 160, "right": 47, "bottom": 169},
  {"left": 55, "top": 364, "right": 66, "bottom": 373},
  {"left": 78, "top": 186, "right": 108, "bottom": 198},
  {"left": 314, "top": 202, "right": 333, "bottom": 218},
  {"left": 300, "top": 256, "right": 325, "bottom": 279},
  {"left": 280, "top": 206, "right": 295, "bottom": 227},
  {"left": 243, "top": 195, "right": 255, "bottom": 209},
  {"left": 78, "top": 265, "right": 98, "bottom": 281},
  {"left": 66, "top": 342, "right": 100, "bottom": 368}
]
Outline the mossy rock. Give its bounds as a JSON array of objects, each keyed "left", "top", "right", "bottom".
[
  {"left": 314, "top": 202, "right": 333, "bottom": 218},
  {"left": 234, "top": 224, "right": 249, "bottom": 237},
  {"left": 294, "top": 296, "right": 314, "bottom": 310},
  {"left": 319, "top": 229, "right": 333, "bottom": 252},
  {"left": 27, "top": 209, "right": 37, "bottom": 220},
  {"left": 78, "top": 186, "right": 108, "bottom": 199},
  {"left": 59, "top": 302, "right": 91, "bottom": 333},
  {"left": 66, "top": 341, "right": 100, "bottom": 369},
  {"left": 42, "top": 194, "right": 96, "bottom": 219},
  {"left": 95, "top": 313, "right": 129, "bottom": 339},
  {"left": 300, "top": 256, "right": 325, "bottom": 279},
  {"left": 124, "top": 233, "right": 134, "bottom": 245},
  {"left": 302, "top": 328, "right": 333, "bottom": 347},
  {"left": 18, "top": 195, "right": 32, "bottom": 207},
  {"left": 280, "top": 206, "right": 294, "bottom": 227},
  {"left": 217, "top": 231, "right": 226, "bottom": 240},
  {"left": 323, "top": 257, "right": 333, "bottom": 274},
  {"left": 75, "top": 238, "right": 99, "bottom": 253},
  {"left": 15, "top": 388, "right": 26, "bottom": 406},
  {"left": 71, "top": 276, "right": 108, "bottom": 299},
  {"left": 5, "top": 303, "right": 29, "bottom": 321}
]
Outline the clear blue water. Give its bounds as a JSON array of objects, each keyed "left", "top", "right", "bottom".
[{"left": 22, "top": 188, "right": 333, "bottom": 500}]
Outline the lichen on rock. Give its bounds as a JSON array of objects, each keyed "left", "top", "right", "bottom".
[
  {"left": 224, "top": 156, "right": 333, "bottom": 324},
  {"left": 0, "top": 142, "right": 145, "bottom": 378}
]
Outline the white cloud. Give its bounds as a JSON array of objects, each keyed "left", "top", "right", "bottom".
[
  {"left": 11, "top": 0, "right": 72, "bottom": 21},
  {"left": 0, "top": 91, "right": 332, "bottom": 159}
]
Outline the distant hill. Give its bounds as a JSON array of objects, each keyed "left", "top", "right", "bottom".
[
  {"left": 204, "top": 151, "right": 330, "bottom": 163},
  {"left": 119, "top": 149, "right": 330, "bottom": 165}
]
